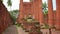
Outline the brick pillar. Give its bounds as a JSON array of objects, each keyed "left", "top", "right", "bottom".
[
  {"left": 48, "top": 0, "right": 54, "bottom": 27},
  {"left": 33, "top": 0, "right": 44, "bottom": 25},
  {"left": 33, "top": 0, "right": 39, "bottom": 21},
  {"left": 56, "top": 0, "right": 60, "bottom": 30},
  {"left": 38, "top": 0, "right": 44, "bottom": 25},
  {"left": 17, "top": 0, "right": 23, "bottom": 23}
]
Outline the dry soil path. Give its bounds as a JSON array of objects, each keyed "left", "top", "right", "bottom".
[
  {"left": 2, "top": 25, "right": 60, "bottom": 34},
  {"left": 3, "top": 25, "right": 28, "bottom": 34}
]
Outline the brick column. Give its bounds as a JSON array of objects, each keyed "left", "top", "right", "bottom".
[
  {"left": 56, "top": 0, "right": 60, "bottom": 30},
  {"left": 48, "top": 0, "right": 54, "bottom": 27},
  {"left": 33, "top": 0, "right": 39, "bottom": 21},
  {"left": 38, "top": 0, "right": 44, "bottom": 24},
  {"left": 33, "top": 0, "right": 44, "bottom": 25},
  {"left": 17, "top": 0, "right": 23, "bottom": 23}
]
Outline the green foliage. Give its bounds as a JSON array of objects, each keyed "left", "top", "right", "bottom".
[
  {"left": 7, "top": 0, "right": 12, "bottom": 6},
  {"left": 42, "top": 2, "right": 48, "bottom": 15},
  {"left": 44, "top": 23, "right": 49, "bottom": 29},
  {"left": 44, "top": 10, "right": 48, "bottom": 15},
  {"left": 9, "top": 10, "right": 19, "bottom": 24},
  {"left": 42, "top": 2, "right": 47, "bottom": 10},
  {"left": 16, "top": 23, "right": 22, "bottom": 27}
]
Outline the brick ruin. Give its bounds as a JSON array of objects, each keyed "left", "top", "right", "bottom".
[
  {"left": 17, "top": 0, "right": 60, "bottom": 30},
  {"left": 17, "top": 0, "right": 43, "bottom": 24},
  {"left": 0, "top": 1, "right": 13, "bottom": 34}
]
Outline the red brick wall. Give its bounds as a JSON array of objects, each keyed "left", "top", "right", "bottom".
[
  {"left": 17, "top": 0, "right": 60, "bottom": 30},
  {"left": 0, "top": 1, "right": 13, "bottom": 34},
  {"left": 56, "top": 0, "right": 60, "bottom": 30},
  {"left": 17, "top": 0, "right": 44, "bottom": 24},
  {"left": 48, "top": 0, "right": 54, "bottom": 27},
  {"left": 23, "top": 2, "right": 32, "bottom": 16}
]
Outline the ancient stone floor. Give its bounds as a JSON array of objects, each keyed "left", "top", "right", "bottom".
[{"left": 2, "top": 25, "right": 60, "bottom": 34}]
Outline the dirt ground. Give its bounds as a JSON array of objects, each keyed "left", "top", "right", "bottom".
[
  {"left": 3, "top": 25, "right": 60, "bottom": 34},
  {"left": 3, "top": 25, "right": 28, "bottom": 34}
]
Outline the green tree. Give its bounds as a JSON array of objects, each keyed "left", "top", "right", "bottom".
[
  {"left": 42, "top": 2, "right": 48, "bottom": 15},
  {"left": 42, "top": 2, "right": 47, "bottom": 10},
  {"left": 9, "top": 10, "right": 19, "bottom": 24},
  {"left": 7, "top": 0, "right": 12, "bottom": 6},
  {"left": 7, "top": 0, "right": 12, "bottom": 11},
  {"left": 2, "top": 0, "right": 12, "bottom": 8}
]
